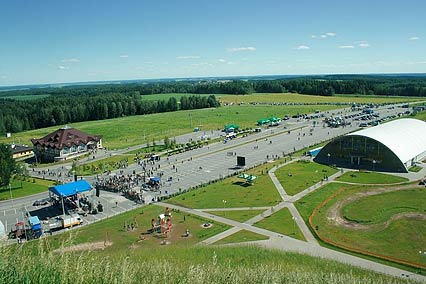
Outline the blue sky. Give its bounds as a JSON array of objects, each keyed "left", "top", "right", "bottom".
[{"left": 0, "top": 0, "right": 425, "bottom": 86}]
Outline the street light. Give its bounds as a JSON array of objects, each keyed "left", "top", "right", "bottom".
[
  {"left": 222, "top": 200, "right": 227, "bottom": 210},
  {"left": 327, "top": 153, "right": 331, "bottom": 163},
  {"left": 372, "top": 160, "right": 377, "bottom": 171},
  {"left": 9, "top": 183, "right": 12, "bottom": 200}
]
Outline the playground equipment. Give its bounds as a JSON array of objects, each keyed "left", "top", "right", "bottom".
[
  {"left": 237, "top": 173, "right": 258, "bottom": 184},
  {"left": 149, "top": 209, "right": 173, "bottom": 236}
]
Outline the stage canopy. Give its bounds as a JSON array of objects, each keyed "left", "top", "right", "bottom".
[{"left": 49, "top": 180, "right": 92, "bottom": 197}]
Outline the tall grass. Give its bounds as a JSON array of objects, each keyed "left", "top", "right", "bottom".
[{"left": 0, "top": 240, "right": 417, "bottom": 284}]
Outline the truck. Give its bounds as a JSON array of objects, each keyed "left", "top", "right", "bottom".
[
  {"left": 29, "top": 216, "right": 43, "bottom": 238},
  {"left": 47, "top": 214, "right": 83, "bottom": 231}
]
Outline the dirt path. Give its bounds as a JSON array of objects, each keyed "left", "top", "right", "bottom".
[
  {"left": 54, "top": 241, "right": 113, "bottom": 253},
  {"left": 327, "top": 183, "right": 426, "bottom": 230}
]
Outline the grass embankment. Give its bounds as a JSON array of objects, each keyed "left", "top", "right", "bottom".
[
  {"left": 254, "top": 208, "right": 306, "bottom": 241},
  {"left": 274, "top": 160, "right": 338, "bottom": 196},
  {"left": 0, "top": 104, "right": 339, "bottom": 150},
  {"left": 296, "top": 182, "right": 426, "bottom": 267},
  {"left": 166, "top": 162, "right": 282, "bottom": 209},
  {"left": 0, "top": 243, "right": 415, "bottom": 284},
  {"left": 0, "top": 177, "right": 53, "bottom": 200},
  {"left": 335, "top": 171, "right": 408, "bottom": 184},
  {"left": 209, "top": 209, "right": 265, "bottom": 223}
]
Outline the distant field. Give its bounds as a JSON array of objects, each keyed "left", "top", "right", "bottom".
[
  {"left": 0, "top": 94, "right": 50, "bottom": 100},
  {"left": 140, "top": 93, "right": 227, "bottom": 101},
  {"left": 218, "top": 93, "right": 424, "bottom": 105},
  {"left": 0, "top": 104, "right": 338, "bottom": 149}
]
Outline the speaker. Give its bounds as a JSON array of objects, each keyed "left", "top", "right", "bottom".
[
  {"left": 95, "top": 187, "right": 100, "bottom": 197},
  {"left": 237, "top": 156, "right": 246, "bottom": 167}
]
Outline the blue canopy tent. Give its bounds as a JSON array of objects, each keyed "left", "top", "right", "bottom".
[
  {"left": 49, "top": 180, "right": 92, "bottom": 216},
  {"left": 49, "top": 180, "right": 92, "bottom": 197}
]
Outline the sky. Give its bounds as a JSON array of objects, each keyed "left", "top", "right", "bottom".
[{"left": 0, "top": 0, "right": 425, "bottom": 86}]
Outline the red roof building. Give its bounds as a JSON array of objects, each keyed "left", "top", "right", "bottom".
[{"left": 31, "top": 126, "right": 102, "bottom": 162}]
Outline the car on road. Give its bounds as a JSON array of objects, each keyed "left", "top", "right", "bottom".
[{"left": 32, "top": 198, "right": 51, "bottom": 206}]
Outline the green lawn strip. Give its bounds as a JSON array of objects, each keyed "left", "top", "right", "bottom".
[
  {"left": 208, "top": 209, "right": 265, "bottom": 223},
  {"left": 43, "top": 204, "right": 230, "bottom": 251},
  {"left": 0, "top": 104, "right": 340, "bottom": 150},
  {"left": 342, "top": 187, "right": 426, "bottom": 224},
  {"left": 140, "top": 93, "right": 228, "bottom": 101},
  {"left": 253, "top": 207, "right": 306, "bottom": 241},
  {"left": 335, "top": 171, "right": 408, "bottom": 184},
  {"left": 219, "top": 93, "right": 422, "bottom": 105},
  {"left": 166, "top": 163, "right": 282, "bottom": 209},
  {"left": 274, "top": 160, "right": 338, "bottom": 196},
  {"left": 408, "top": 165, "right": 422, "bottom": 172},
  {"left": 0, "top": 177, "right": 54, "bottom": 200},
  {"left": 214, "top": 230, "right": 269, "bottom": 245}
]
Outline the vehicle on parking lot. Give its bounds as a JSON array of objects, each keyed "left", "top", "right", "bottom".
[{"left": 32, "top": 198, "right": 51, "bottom": 206}]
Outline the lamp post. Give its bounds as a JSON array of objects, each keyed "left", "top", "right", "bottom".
[
  {"left": 372, "top": 160, "right": 377, "bottom": 171},
  {"left": 9, "top": 183, "right": 12, "bottom": 200},
  {"left": 327, "top": 153, "right": 331, "bottom": 163},
  {"left": 222, "top": 200, "right": 227, "bottom": 210},
  {"left": 292, "top": 216, "right": 296, "bottom": 235}
]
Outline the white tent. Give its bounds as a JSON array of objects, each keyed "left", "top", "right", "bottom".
[{"left": 0, "top": 221, "right": 6, "bottom": 239}]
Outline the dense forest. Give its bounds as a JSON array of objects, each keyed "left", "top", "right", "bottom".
[
  {"left": 1, "top": 75, "right": 426, "bottom": 134},
  {"left": 0, "top": 94, "right": 219, "bottom": 134}
]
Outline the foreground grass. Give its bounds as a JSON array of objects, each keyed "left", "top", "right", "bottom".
[
  {"left": 254, "top": 207, "right": 306, "bottom": 241},
  {"left": 274, "top": 160, "right": 338, "bottom": 196},
  {"left": 0, "top": 177, "right": 53, "bottom": 200},
  {"left": 214, "top": 230, "right": 269, "bottom": 244},
  {"left": 0, "top": 243, "right": 416, "bottom": 284},
  {"left": 0, "top": 104, "right": 339, "bottom": 149},
  {"left": 335, "top": 171, "right": 408, "bottom": 184}
]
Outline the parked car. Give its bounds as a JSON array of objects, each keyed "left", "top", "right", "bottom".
[{"left": 33, "top": 198, "right": 51, "bottom": 206}]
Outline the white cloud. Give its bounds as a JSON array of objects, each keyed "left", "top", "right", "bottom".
[
  {"left": 359, "top": 42, "right": 371, "bottom": 48},
  {"left": 325, "top": 32, "right": 336, "bottom": 37},
  {"left": 311, "top": 35, "right": 317, "bottom": 38},
  {"left": 409, "top": 36, "right": 420, "bottom": 41},
  {"left": 119, "top": 54, "right": 129, "bottom": 58},
  {"left": 338, "top": 45, "right": 355, "bottom": 49},
  {"left": 218, "top": 58, "right": 227, "bottom": 63},
  {"left": 296, "top": 45, "right": 310, "bottom": 50},
  {"left": 320, "top": 34, "right": 327, "bottom": 38},
  {"left": 0, "top": 75, "right": 7, "bottom": 79},
  {"left": 57, "top": 65, "right": 69, "bottom": 70},
  {"left": 227, "top": 46, "right": 256, "bottom": 52},
  {"left": 176, "top": 55, "right": 201, "bottom": 59},
  {"left": 61, "top": 58, "right": 80, "bottom": 63}
]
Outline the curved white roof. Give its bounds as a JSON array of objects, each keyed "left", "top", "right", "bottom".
[{"left": 347, "top": 118, "right": 426, "bottom": 164}]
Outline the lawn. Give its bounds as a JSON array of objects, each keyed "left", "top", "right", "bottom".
[
  {"left": 166, "top": 163, "right": 282, "bottom": 209},
  {"left": 408, "top": 165, "right": 422, "bottom": 172},
  {"left": 309, "top": 182, "right": 426, "bottom": 266},
  {"left": 0, "top": 104, "right": 340, "bottom": 150},
  {"left": 74, "top": 153, "right": 134, "bottom": 175},
  {"left": 335, "top": 171, "right": 408, "bottom": 184},
  {"left": 140, "top": 93, "right": 227, "bottom": 101},
  {"left": 254, "top": 207, "right": 306, "bottom": 241},
  {"left": 274, "top": 160, "right": 339, "bottom": 196},
  {"left": 45, "top": 204, "right": 230, "bottom": 251},
  {"left": 209, "top": 209, "right": 266, "bottom": 223},
  {"left": 0, "top": 176, "right": 54, "bottom": 200},
  {"left": 214, "top": 230, "right": 269, "bottom": 245},
  {"left": 218, "top": 93, "right": 423, "bottom": 105}
]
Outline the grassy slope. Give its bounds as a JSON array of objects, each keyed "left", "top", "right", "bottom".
[
  {"left": 274, "top": 160, "right": 338, "bottom": 196},
  {"left": 335, "top": 171, "right": 408, "bottom": 184}
]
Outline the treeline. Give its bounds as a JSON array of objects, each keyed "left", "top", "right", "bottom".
[{"left": 0, "top": 93, "right": 219, "bottom": 134}]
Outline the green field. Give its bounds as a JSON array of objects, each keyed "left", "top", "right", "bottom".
[
  {"left": 166, "top": 163, "right": 282, "bottom": 209},
  {"left": 209, "top": 209, "right": 265, "bottom": 222},
  {"left": 254, "top": 207, "right": 306, "bottom": 241},
  {"left": 0, "top": 104, "right": 339, "bottom": 150},
  {"left": 0, "top": 177, "right": 53, "bottom": 200},
  {"left": 274, "top": 160, "right": 339, "bottom": 196},
  {"left": 214, "top": 230, "right": 269, "bottom": 244},
  {"left": 335, "top": 171, "right": 408, "bottom": 184},
  {"left": 140, "top": 93, "right": 226, "bottom": 101},
  {"left": 303, "top": 182, "right": 426, "bottom": 266},
  {"left": 218, "top": 93, "right": 423, "bottom": 105}
]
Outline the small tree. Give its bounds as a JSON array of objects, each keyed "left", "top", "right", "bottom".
[{"left": 0, "top": 144, "right": 16, "bottom": 186}]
